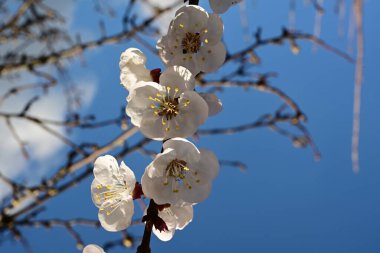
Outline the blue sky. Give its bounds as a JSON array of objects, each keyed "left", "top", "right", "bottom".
[{"left": 1, "top": 0, "right": 380, "bottom": 252}]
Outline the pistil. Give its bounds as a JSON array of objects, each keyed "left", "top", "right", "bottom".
[
  {"left": 181, "top": 32, "right": 201, "bottom": 54},
  {"left": 163, "top": 159, "right": 200, "bottom": 192}
]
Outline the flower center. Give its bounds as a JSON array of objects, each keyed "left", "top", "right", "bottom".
[
  {"left": 163, "top": 159, "right": 200, "bottom": 192},
  {"left": 167, "top": 159, "right": 188, "bottom": 179},
  {"left": 95, "top": 183, "right": 129, "bottom": 215},
  {"left": 149, "top": 86, "right": 191, "bottom": 132},
  {"left": 181, "top": 32, "right": 201, "bottom": 54},
  {"left": 158, "top": 97, "right": 179, "bottom": 121}
]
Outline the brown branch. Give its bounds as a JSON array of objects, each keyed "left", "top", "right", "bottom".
[
  {"left": 0, "top": 172, "right": 26, "bottom": 197},
  {"left": 352, "top": 0, "right": 364, "bottom": 173},
  {"left": 1, "top": 127, "right": 140, "bottom": 219},
  {"left": 14, "top": 218, "right": 142, "bottom": 251},
  {"left": 33, "top": 121, "right": 87, "bottom": 156},
  {"left": 0, "top": 1, "right": 181, "bottom": 76},
  {"left": 219, "top": 160, "right": 247, "bottom": 171},
  {"left": 4, "top": 117, "right": 29, "bottom": 159},
  {"left": 0, "top": 69, "right": 57, "bottom": 105},
  {"left": 197, "top": 105, "right": 320, "bottom": 160},
  {"left": 224, "top": 29, "right": 354, "bottom": 64},
  {"left": 198, "top": 78, "right": 306, "bottom": 121},
  {"left": 136, "top": 199, "right": 158, "bottom": 253},
  {"left": 0, "top": 0, "right": 35, "bottom": 33},
  {"left": 16, "top": 218, "right": 142, "bottom": 228},
  {"left": 103, "top": 234, "right": 139, "bottom": 251},
  {"left": 310, "top": 0, "right": 325, "bottom": 14}
]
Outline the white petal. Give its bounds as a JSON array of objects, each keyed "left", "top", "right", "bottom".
[
  {"left": 93, "top": 155, "right": 119, "bottom": 185},
  {"left": 201, "top": 13, "right": 224, "bottom": 45},
  {"left": 209, "top": 0, "right": 242, "bottom": 14},
  {"left": 151, "top": 205, "right": 193, "bottom": 241},
  {"left": 157, "top": 34, "right": 177, "bottom": 64},
  {"left": 142, "top": 151, "right": 213, "bottom": 205},
  {"left": 153, "top": 227, "right": 175, "bottom": 241},
  {"left": 163, "top": 138, "right": 201, "bottom": 164},
  {"left": 142, "top": 141, "right": 218, "bottom": 206},
  {"left": 98, "top": 197, "right": 134, "bottom": 232},
  {"left": 139, "top": 110, "right": 166, "bottom": 140},
  {"left": 141, "top": 172, "right": 180, "bottom": 205},
  {"left": 159, "top": 66, "right": 195, "bottom": 92},
  {"left": 157, "top": 5, "right": 225, "bottom": 75},
  {"left": 126, "top": 81, "right": 163, "bottom": 127},
  {"left": 181, "top": 182, "right": 212, "bottom": 204},
  {"left": 153, "top": 208, "right": 177, "bottom": 241},
  {"left": 197, "top": 42, "right": 226, "bottom": 73},
  {"left": 120, "top": 48, "right": 152, "bottom": 90},
  {"left": 172, "top": 205, "right": 193, "bottom": 230},
  {"left": 83, "top": 244, "right": 105, "bottom": 253},
  {"left": 91, "top": 179, "right": 104, "bottom": 208},
  {"left": 138, "top": 91, "right": 208, "bottom": 140},
  {"left": 199, "top": 93, "right": 222, "bottom": 116},
  {"left": 120, "top": 48, "right": 146, "bottom": 67},
  {"left": 168, "top": 54, "right": 201, "bottom": 76},
  {"left": 175, "top": 91, "right": 209, "bottom": 136},
  {"left": 120, "top": 162, "right": 136, "bottom": 192},
  {"left": 173, "top": 6, "right": 209, "bottom": 33},
  {"left": 198, "top": 149, "right": 220, "bottom": 180},
  {"left": 170, "top": 11, "right": 190, "bottom": 37},
  {"left": 147, "top": 149, "right": 177, "bottom": 178}
]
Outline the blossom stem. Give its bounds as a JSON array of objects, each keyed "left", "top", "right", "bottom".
[
  {"left": 188, "top": 0, "right": 199, "bottom": 5},
  {"left": 136, "top": 199, "right": 156, "bottom": 253},
  {"left": 137, "top": 142, "right": 166, "bottom": 253}
]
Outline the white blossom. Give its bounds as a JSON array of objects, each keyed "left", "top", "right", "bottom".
[
  {"left": 152, "top": 205, "right": 193, "bottom": 241},
  {"left": 91, "top": 155, "right": 136, "bottom": 232},
  {"left": 142, "top": 138, "right": 219, "bottom": 206},
  {"left": 157, "top": 5, "right": 226, "bottom": 75},
  {"left": 119, "top": 48, "right": 152, "bottom": 91},
  {"left": 83, "top": 244, "right": 105, "bottom": 253},
  {"left": 126, "top": 66, "right": 209, "bottom": 140},
  {"left": 199, "top": 93, "right": 222, "bottom": 116},
  {"left": 209, "top": 0, "right": 242, "bottom": 14}
]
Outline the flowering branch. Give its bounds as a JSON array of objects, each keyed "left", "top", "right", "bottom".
[{"left": 0, "top": 1, "right": 360, "bottom": 252}]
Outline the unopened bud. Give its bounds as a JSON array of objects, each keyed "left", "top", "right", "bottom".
[
  {"left": 11, "top": 199, "right": 20, "bottom": 207},
  {"left": 121, "top": 121, "right": 128, "bottom": 130},
  {"left": 13, "top": 229, "right": 21, "bottom": 240},
  {"left": 123, "top": 237, "right": 133, "bottom": 248},
  {"left": 47, "top": 189, "right": 58, "bottom": 196},
  {"left": 249, "top": 52, "right": 261, "bottom": 65},
  {"left": 291, "top": 117, "right": 299, "bottom": 125},
  {"left": 292, "top": 137, "right": 308, "bottom": 148},
  {"left": 76, "top": 243, "right": 84, "bottom": 250},
  {"left": 150, "top": 68, "right": 161, "bottom": 83},
  {"left": 132, "top": 182, "right": 144, "bottom": 200},
  {"left": 290, "top": 42, "right": 300, "bottom": 55}
]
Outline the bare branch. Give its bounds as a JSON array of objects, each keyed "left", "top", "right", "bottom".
[{"left": 352, "top": 0, "right": 364, "bottom": 173}]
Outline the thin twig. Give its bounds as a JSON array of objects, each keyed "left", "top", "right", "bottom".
[{"left": 352, "top": 0, "right": 364, "bottom": 173}]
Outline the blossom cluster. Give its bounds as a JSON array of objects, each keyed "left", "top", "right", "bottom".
[{"left": 86, "top": 0, "right": 241, "bottom": 251}]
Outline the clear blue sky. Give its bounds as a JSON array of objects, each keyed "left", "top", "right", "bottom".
[{"left": 2, "top": 0, "right": 380, "bottom": 252}]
